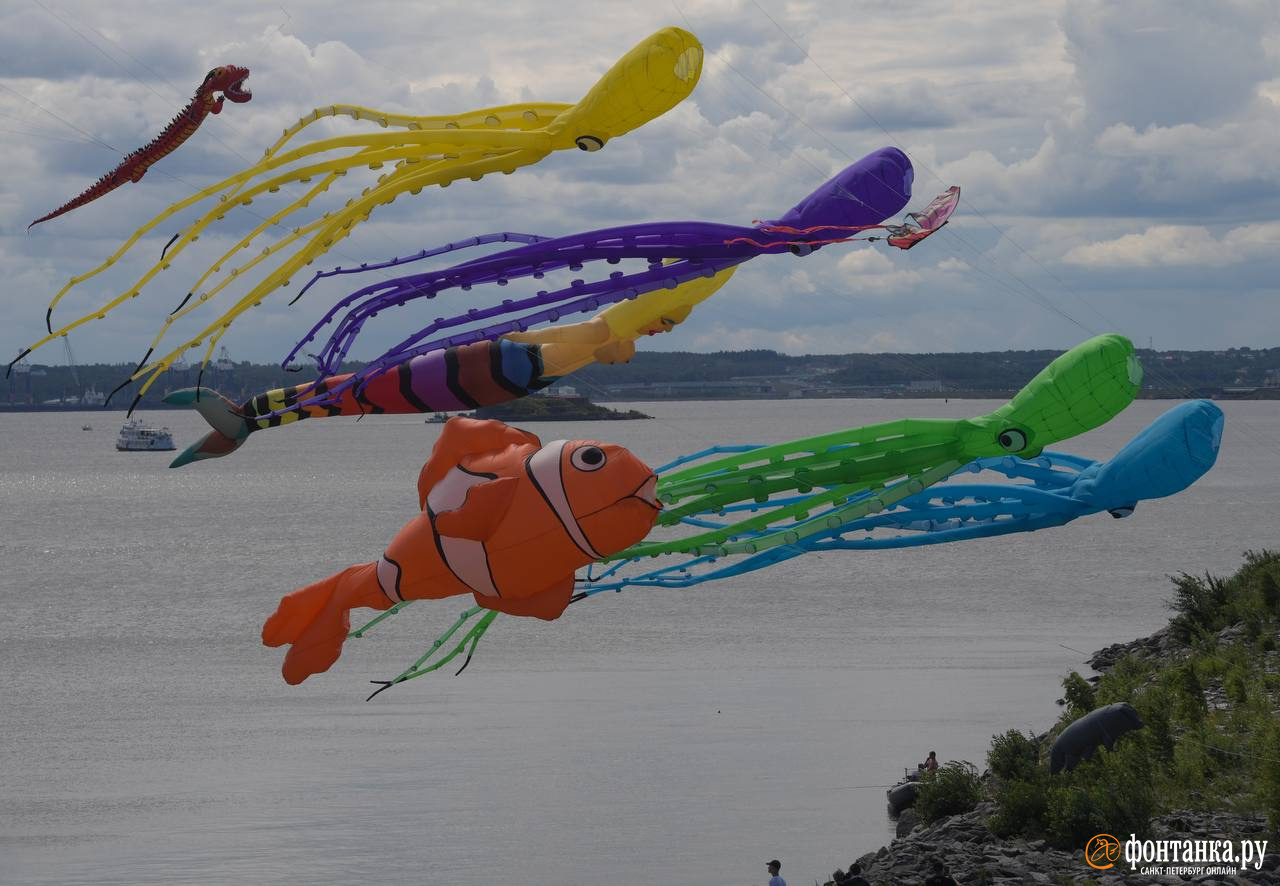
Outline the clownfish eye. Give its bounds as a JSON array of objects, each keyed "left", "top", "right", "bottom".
[
  {"left": 575, "top": 135, "right": 604, "bottom": 152},
  {"left": 997, "top": 428, "right": 1028, "bottom": 452},
  {"left": 570, "top": 445, "right": 607, "bottom": 471}
]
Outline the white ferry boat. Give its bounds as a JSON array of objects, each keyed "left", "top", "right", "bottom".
[{"left": 116, "top": 418, "right": 176, "bottom": 452}]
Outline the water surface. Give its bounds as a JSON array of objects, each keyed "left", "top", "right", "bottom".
[{"left": 2, "top": 399, "right": 1276, "bottom": 885}]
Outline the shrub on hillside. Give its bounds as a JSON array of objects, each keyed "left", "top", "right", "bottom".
[
  {"left": 988, "top": 729, "right": 1040, "bottom": 782},
  {"left": 915, "top": 761, "right": 982, "bottom": 825},
  {"left": 1168, "top": 550, "right": 1280, "bottom": 641},
  {"left": 1043, "top": 743, "right": 1153, "bottom": 848},
  {"left": 1061, "top": 671, "right": 1096, "bottom": 719},
  {"left": 988, "top": 776, "right": 1049, "bottom": 838}
]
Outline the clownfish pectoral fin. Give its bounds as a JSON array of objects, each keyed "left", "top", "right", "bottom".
[
  {"left": 419, "top": 417, "right": 540, "bottom": 507},
  {"left": 474, "top": 575, "right": 574, "bottom": 621},
  {"left": 434, "top": 476, "right": 520, "bottom": 541}
]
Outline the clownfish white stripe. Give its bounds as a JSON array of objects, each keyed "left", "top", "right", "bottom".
[
  {"left": 526, "top": 439, "right": 604, "bottom": 560},
  {"left": 427, "top": 465, "right": 492, "bottom": 513},
  {"left": 425, "top": 466, "right": 503, "bottom": 598},
  {"left": 376, "top": 555, "right": 404, "bottom": 603},
  {"left": 439, "top": 535, "right": 501, "bottom": 597}
]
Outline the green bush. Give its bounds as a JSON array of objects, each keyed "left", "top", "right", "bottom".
[
  {"left": 1167, "top": 550, "right": 1280, "bottom": 641},
  {"left": 1044, "top": 783, "right": 1105, "bottom": 847},
  {"left": 1093, "top": 653, "right": 1155, "bottom": 707},
  {"left": 1133, "top": 688, "right": 1175, "bottom": 765},
  {"left": 915, "top": 761, "right": 982, "bottom": 825},
  {"left": 1062, "top": 671, "right": 1097, "bottom": 719},
  {"left": 1169, "top": 661, "right": 1207, "bottom": 725},
  {"left": 1255, "top": 721, "right": 1280, "bottom": 830},
  {"left": 1090, "top": 744, "right": 1154, "bottom": 838},
  {"left": 988, "top": 729, "right": 1040, "bottom": 782},
  {"left": 1260, "top": 571, "right": 1280, "bottom": 615},
  {"left": 1042, "top": 743, "right": 1152, "bottom": 848},
  {"left": 1169, "top": 572, "right": 1231, "bottom": 641},
  {"left": 1226, "top": 671, "right": 1249, "bottom": 706},
  {"left": 989, "top": 776, "right": 1049, "bottom": 838}
]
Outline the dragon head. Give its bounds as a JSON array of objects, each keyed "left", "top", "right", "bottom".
[{"left": 200, "top": 65, "right": 252, "bottom": 113}]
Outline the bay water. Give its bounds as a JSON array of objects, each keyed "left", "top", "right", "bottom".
[{"left": 1, "top": 399, "right": 1276, "bottom": 885}]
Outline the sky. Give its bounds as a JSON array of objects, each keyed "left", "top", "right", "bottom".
[{"left": 1, "top": 0, "right": 1277, "bottom": 367}]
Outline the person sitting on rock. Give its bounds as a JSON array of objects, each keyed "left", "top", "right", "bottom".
[
  {"left": 923, "top": 858, "right": 958, "bottom": 886},
  {"left": 923, "top": 750, "right": 939, "bottom": 773}
]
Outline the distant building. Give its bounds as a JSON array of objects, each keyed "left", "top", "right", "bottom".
[{"left": 908, "top": 379, "right": 945, "bottom": 392}]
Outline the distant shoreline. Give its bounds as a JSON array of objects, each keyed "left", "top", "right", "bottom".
[
  {"left": 2, "top": 391, "right": 1275, "bottom": 413},
  {"left": 8, "top": 345, "right": 1278, "bottom": 410}
]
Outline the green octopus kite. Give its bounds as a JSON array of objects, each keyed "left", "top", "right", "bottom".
[{"left": 356, "top": 333, "right": 1143, "bottom": 695}]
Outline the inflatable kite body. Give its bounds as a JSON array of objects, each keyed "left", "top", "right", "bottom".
[
  {"left": 156, "top": 146, "right": 950, "bottom": 457},
  {"left": 15, "top": 27, "right": 704, "bottom": 388},
  {"left": 350, "top": 335, "right": 1147, "bottom": 693},
  {"left": 268, "top": 147, "right": 945, "bottom": 408},
  {"left": 163, "top": 338, "right": 555, "bottom": 466},
  {"left": 28, "top": 65, "right": 252, "bottom": 228},
  {"left": 162, "top": 269, "right": 737, "bottom": 467},
  {"left": 262, "top": 416, "right": 659, "bottom": 684},
  {"left": 620, "top": 333, "right": 1141, "bottom": 560},
  {"left": 579, "top": 399, "right": 1222, "bottom": 593},
  {"left": 1050, "top": 702, "right": 1144, "bottom": 774}
]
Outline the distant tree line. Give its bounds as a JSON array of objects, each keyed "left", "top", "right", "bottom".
[{"left": 6, "top": 346, "right": 1278, "bottom": 406}]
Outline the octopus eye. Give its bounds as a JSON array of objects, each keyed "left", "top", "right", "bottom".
[
  {"left": 575, "top": 135, "right": 605, "bottom": 152},
  {"left": 788, "top": 244, "right": 815, "bottom": 256},
  {"left": 570, "top": 445, "right": 607, "bottom": 472},
  {"left": 997, "top": 428, "right": 1028, "bottom": 452}
]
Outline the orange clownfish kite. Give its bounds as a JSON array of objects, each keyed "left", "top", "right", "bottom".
[{"left": 262, "top": 417, "right": 661, "bottom": 685}]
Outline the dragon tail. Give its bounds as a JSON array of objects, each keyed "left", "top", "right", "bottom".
[
  {"left": 28, "top": 170, "right": 131, "bottom": 229},
  {"left": 162, "top": 387, "right": 252, "bottom": 468},
  {"left": 28, "top": 104, "right": 204, "bottom": 229}
]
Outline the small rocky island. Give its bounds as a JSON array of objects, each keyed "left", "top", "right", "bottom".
[{"left": 470, "top": 392, "right": 651, "bottom": 422}]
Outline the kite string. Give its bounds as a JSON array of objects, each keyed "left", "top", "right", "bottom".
[{"left": 735, "top": 0, "right": 1280, "bottom": 455}]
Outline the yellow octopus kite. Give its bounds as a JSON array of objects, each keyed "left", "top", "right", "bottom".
[{"left": 14, "top": 27, "right": 703, "bottom": 393}]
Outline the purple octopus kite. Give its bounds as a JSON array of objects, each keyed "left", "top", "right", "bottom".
[
  {"left": 153, "top": 146, "right": 957, "bottom": 460},
  {"left": 257, "top": 146, "right": 957, "bottom": 416}
]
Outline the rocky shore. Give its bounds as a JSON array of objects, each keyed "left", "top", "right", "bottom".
[
  {"left": 838, "top": 616, "right": 1280, "bottom": 885},
  {"left": 849, "top": 801, "right": 1277, "bottom": 885}
]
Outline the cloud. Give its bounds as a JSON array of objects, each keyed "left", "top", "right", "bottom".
[
  {"left": 1061, "top": 0, "right": 1272, "bottom": 129},
  {"left": 1063, "top": 222, "right": 1280, "bottom": 268},
  {"left": 1, "top": 0, "right": 1277, "bottom": 367}
]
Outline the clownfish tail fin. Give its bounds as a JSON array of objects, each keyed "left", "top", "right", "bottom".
[{"left": 263, "top": 562, "right": 389, "bottom": 685}]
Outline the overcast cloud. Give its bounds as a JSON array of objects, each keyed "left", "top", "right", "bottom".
[{"left": 1, "top": 0, "right": 1276, "bottom": 366}]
